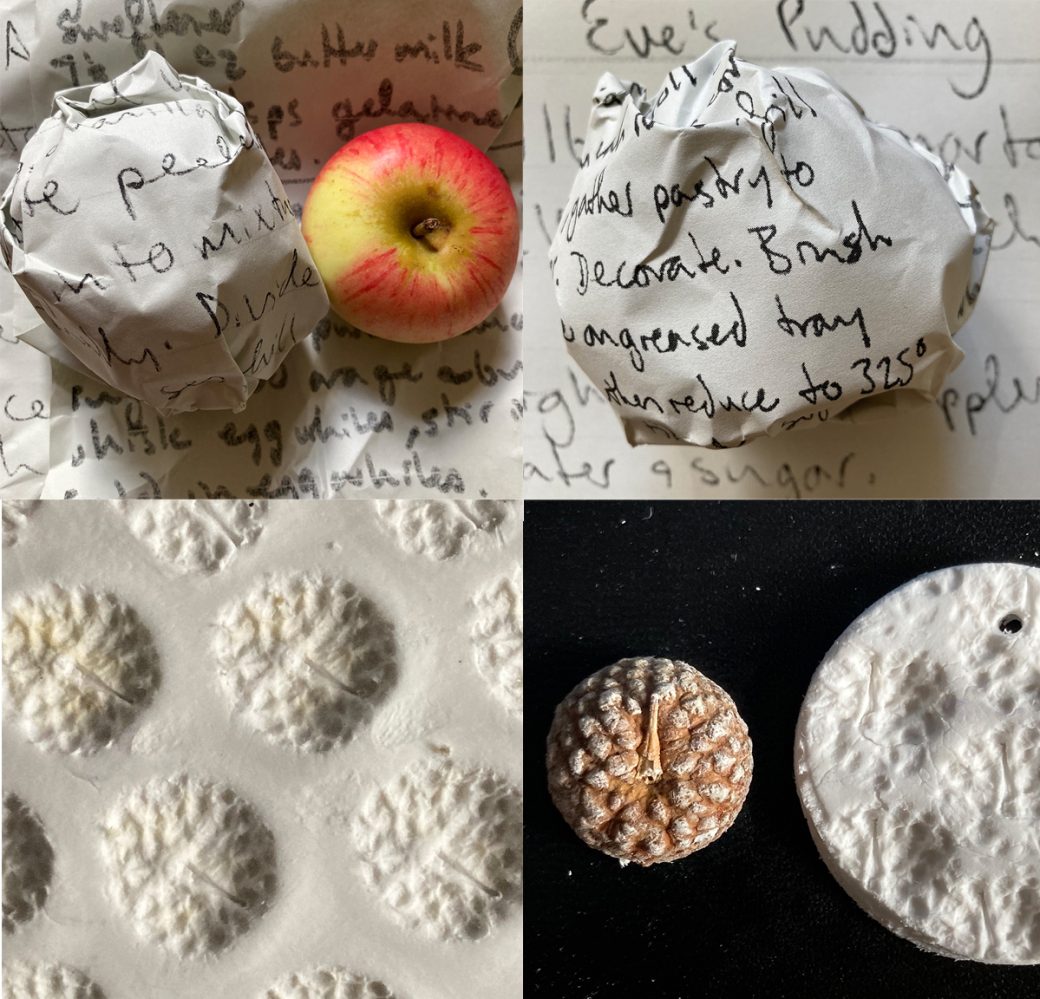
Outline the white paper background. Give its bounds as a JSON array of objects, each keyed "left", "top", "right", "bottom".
[
  {"left": 524, "top": 0, "right": 1040, "bottom": 498},
  {"left": 1, "top": 499, "right": 522, "bottom": 998},
  {"left": 0, "top": 0, "right": 523, "bottom": 499}
]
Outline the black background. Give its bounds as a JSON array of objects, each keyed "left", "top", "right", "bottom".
[{"left": 524, "top": 501, "right": 1040, "bottom": 998}]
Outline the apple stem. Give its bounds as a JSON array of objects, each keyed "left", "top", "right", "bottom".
[
  {"left": 412, "top": 218, "right": 444, "bottom": 237},
  {"left": 411, "top": 218, "right": 452, "bottom": 250}
]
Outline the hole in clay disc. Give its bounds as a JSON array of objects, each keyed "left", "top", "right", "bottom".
[{"left": 998, "top": 614, "right": 1024, "bottom": 635}]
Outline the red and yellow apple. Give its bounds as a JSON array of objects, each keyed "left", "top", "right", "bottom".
[{"left": 301, "top": 123, "right": 519, "bottom": 343}]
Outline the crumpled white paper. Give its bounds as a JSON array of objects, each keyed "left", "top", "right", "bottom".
[
  {"left": 550, "top": 40, "right": 994, "bottom": 449},
  {"left": 1, "top": 51, "right": 330, "bottom": 415}
]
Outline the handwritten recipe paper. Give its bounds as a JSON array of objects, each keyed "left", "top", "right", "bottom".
[
  {"left": 525, "top": 0, "right": 1040, "bottom": 498},
  {"left": 0, "top": 0, "right": 522, "bottom": 498}
]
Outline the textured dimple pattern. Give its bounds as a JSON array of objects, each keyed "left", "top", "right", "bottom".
[
  {"left": 120, "top": 500, "right": 267, "bottom": 574},
  {"left": 1, "top": 962, "right": 106, "bottom": 999},
  {"left": 796, "top": 562, "right": 1040, "bottom": 965},
  {"left": 3, "top": 501, "right": 521, "bottom": 994},
  {"left": 3, "top": 793, "right": 54, "bottom": 933},
  {"left": 354, "top": 759, "right": 522, "bottom": 941},
  {"left": 101, "top": 773, "right": 277, "bottom": 958},
  {"left": 3, "top": 585, "right": 160, "bottom": 754},
  {"left": 374, "top": 501, "right": 510, "bottom": 560},
  {"left": 471, "top": 569, "right": 523, "bottom": 715},
  {"left": 547, "top": 657, "right": 753, "bottom": 865},
  {"left": 213, "top": 573, "right": 396, "bottom": 752},
  {"left": 261, "top": 966, "right": 397, "bottom": 998},
  {"left": 2, "top": 500, "right": 39, "bottom": 548}
]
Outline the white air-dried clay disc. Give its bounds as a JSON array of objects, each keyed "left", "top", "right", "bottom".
[{"left": 795, "top": 563, "right": 1040, "bottom": 964}]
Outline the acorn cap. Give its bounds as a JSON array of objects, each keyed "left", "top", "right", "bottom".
[{"left": 546, "top": 656, "right": 752, "bottom": 865}]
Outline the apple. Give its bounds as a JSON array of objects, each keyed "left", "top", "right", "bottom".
[{"left": 301, "top": 123, "right": 519, "bottom": 343}]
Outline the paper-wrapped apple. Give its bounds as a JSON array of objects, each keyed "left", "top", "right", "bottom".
[
  {"left": 549, "top": 41, "right": 994, "bottom": 449},
  {"left": 0, "top": 52, "right": 330, "bottom": 415}
]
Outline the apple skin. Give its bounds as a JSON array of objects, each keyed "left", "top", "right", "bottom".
[{"left": 301, "top": 123, "right": 519, "bottom": 343}]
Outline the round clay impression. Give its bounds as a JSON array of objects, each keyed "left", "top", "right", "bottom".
[
  {"left": 119, "top": 499, "right": 267, "bottom": 574},
  {"left": 213, "top": 572, "right": 396, "bottom": 752},
  {"left": 100, "top": 773, "right": 277, "bottom": 958},
  {"left": 547, "top": 656, "right": 752, "bottom": 865},
  {"left": 262, "top": 966, "right": 398, "bottom": 999},
  {"left": 796, "top": 563, "right": 1040, "bottom": 964},
  {"left": 2, "top": 500, "right": 39, "bottom": 548},
  {"left": 374, "top": 500, "right": 512, "bottom": 560},
  {"left": 353, "top": 758, "right": 522, "bottom": 941},
  {"left": 3, "top": 793, "right": 55, "bottom": 932},
  {"left": 471, "top": 568, "right": 523, "bottom": 716},
  {"left": 3, "top": 584, "right": 161, "bottom": 754},
  {"left": 1, "top": 962, "right": 107, "bottom": 999}
]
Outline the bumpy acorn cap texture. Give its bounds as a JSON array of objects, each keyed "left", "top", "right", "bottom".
[{"left": 546, "top": 656, "right": 753, "bottom": 865}]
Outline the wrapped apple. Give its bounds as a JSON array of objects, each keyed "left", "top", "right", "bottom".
[
  {"left": 302, "top": 124, "right": 519, "bottom": 343},
  {"left": 550, "top": 41, "right": 994, "bottom": 448},
  {"left": 0, "top": 52, "right": 329, "bottom": 414}
]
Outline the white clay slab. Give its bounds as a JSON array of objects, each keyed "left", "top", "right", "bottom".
[
  {"left": 2, "top": 500, "right": 522, "bottom": 998},
  {"left": 795, "top": 562, "right": 1040, "bottom": 964}
]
